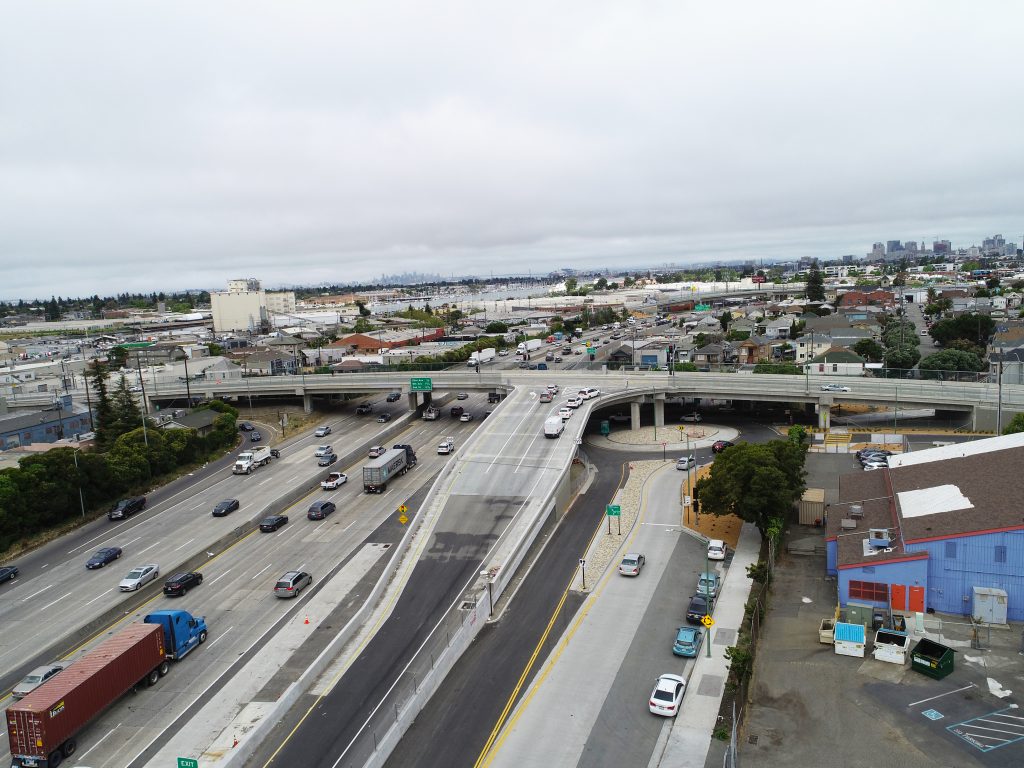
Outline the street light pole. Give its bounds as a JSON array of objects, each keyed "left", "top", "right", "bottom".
[{"left": 72, "top": 448, "right": 86, "bottom": 517}]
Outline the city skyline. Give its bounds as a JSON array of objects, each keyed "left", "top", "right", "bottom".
[{"left": 2, "top": 2, "right": 1023, "bottom": 299}]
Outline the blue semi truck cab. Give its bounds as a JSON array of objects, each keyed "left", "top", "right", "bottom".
[{"left": 144, "top": 609, "right": 208, "bottom": 660}]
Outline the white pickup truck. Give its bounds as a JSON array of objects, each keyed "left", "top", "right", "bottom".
[
  {"left": 321, "top": 472, "right": 348, "bottom": 490},
  {"left": 437, "top": 436, "right": 455, "bottom": 455},
  {"left": 423, "top": 406, "right": 440, "bottom": 421}
]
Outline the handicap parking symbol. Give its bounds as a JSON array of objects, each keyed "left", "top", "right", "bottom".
[{"left": 922, "top": 709, "right": 944, "bottom": 721}]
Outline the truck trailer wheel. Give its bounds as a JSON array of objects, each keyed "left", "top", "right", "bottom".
[
  {"left": 62, "top": 739, "right": 77, "bottom": 758},
  {"left": 147, "top": 668, "right": 160, "bottom": 686},
  {"left": 48, "top": 749, "right": 63, "bottom": 767},
  {"left": 158, "top": 660, "right": 170, "bottom": 676}
]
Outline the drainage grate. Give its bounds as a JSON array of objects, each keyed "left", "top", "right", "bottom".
[{"left": 459, "top": 600, "right": 477, "bottom": 611}]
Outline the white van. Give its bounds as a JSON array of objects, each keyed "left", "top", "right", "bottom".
[{"left": 543, "top": 416, "right": 564, "bottom": 438}]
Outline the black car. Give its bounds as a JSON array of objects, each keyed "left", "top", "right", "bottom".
[
  {"left": 0, "top": 565, "right": 18, "bottom": 584},
  {"left": 450, "top": 406, "right": 464, "bottom": 417},
  {"left": 386, "top": 392, "right": 401, "bottom": 402},
  {"left": 163, "top": 571, "right": 203, "bottom": 596},
  {"left": 108, "top": 496, "right": 146, "bottom": 520},
  {"left": 356, "top": 404, "right": 373, "bottom": 415},
  {"left": 250, "top": 431, "right": 262, "bottom": 442},
  {"left": 685, "top": 594, "right": 713, "bottom": 624},
  {"left": 377, "top": 413, "right": 392, "bottom": 423},
  {"left": 270, "top": 448, "right": 281, "bottom": 458},
  {"left": 259, "top": 515, "right": 289, "bottom": 532},
  {"left": 317, "top": 452, "right": 338, "bottom": 467},
  {"left": 238, "top": 422, "right": 255, "bottom": 432},
  {"left": 212, "top": 499, "right": 240, "bottom": 517},
  {"left": 86, "top": 547, "right": 123, "bottom": 569},
  {"left": 307, "top": 500, "right": 336, "bottom": 520}
]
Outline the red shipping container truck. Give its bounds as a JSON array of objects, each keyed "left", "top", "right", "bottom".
[{"left": 6, "top": 624, "right": 166, "bottom": 768}]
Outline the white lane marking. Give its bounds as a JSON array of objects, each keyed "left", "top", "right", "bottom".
[
  {"left": 190, "top": 502, "right": 206, "bottom": 510},
  {"left": 76, "top": 724, "right": 119, "bottom": 760},
  {"left": 207, "top": 625, "right": 233, "bottom": 648},
  {"left": 84, "top": 589, "right": 117, "bottom": 607},
  {"left": 121, "top": 535, "right": 143, "bottom": 548},
  {"left": 134, "top": 541, "right": 161, "bottom": 557},
  {"left": 208, "top": 568, "right": 233, "bottom": 585},
  {"left": 41, "top": 592, "right": 73, "bottom": 610},
  {"left": 250, "top": 563, "right": 273, "bottom": 581},
  {"left": 21, "top": 583, "right": 55, "bottom": 602},
  {"left": 909, "top": 683, "right": 975, "bottom": 707},
  {"left": 174, "top": 538, "right": 196, "bottom": 551}
]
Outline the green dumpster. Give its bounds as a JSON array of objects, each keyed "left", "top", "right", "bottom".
[
  {"left": 600, "top": 420, "right": 610, "bottom": 436},
  {"left": 910, "top": 638, "right": 955, "bottom": 680}
]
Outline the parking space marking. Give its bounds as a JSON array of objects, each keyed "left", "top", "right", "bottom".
[
  {"left": 947, "top": 706, "right": 1024, "bottom": 752},
  {"left": 922, "top": 709, "right": 944, "bottom": 720}
]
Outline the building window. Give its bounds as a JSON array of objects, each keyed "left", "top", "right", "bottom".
[
  {"left": 849, "top": 580, "right": 888, "bottom": 602},
  {"left": 945, "top": 541, "right": 957, "bottom": 559},
  {"left": 995, "top": 545, "right": 1007, "bottom": 564}
]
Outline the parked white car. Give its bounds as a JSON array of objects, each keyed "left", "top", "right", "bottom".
[
  {"left": 706, "top": 540, "right": 727, "bottom": 561},
  {"left": 119, "top": 564, "right": 160, "bottom": 592}
]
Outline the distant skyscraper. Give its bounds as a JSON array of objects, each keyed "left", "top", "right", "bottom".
[
  {"left": 886, "top": 240, "right": 903, "bottom": 254},
  {"left": 904, "top": 241, "right": 917, "bottom": 252},
  {"left": 933, "top": 240, "right": 951, "bottom": 254}
]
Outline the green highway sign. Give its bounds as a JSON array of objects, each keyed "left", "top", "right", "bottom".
[
  {"left": 695, "top": 303, "right": 711, "bottom": 311},
  {"left": 178, "top": 759, "right": 199, "bottom": 768},
  {"left": 606, "top": 504, "right": 621, "bottom": 517},
  {"left": 410, "top": 377, "right": 433, "bottom": 392}
]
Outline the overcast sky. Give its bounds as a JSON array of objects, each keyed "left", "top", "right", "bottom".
[{"left": 2, "top": 1, "right": 1022, "bottom": 301}]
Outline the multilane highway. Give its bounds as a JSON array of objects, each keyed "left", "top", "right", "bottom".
[{"left": 0, "top": 393, "right": 490, "bottom": 767}]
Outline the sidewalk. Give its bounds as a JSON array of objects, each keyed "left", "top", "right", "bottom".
[{"left": 658, "top": 522, "right": 760, "bottom": 768}]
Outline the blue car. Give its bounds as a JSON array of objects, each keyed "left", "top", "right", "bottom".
[
  {"left": 672, "top": 625, "right": 704, "bottom": 657},
  {"left": 86, "top": 546, "right": 123, "bottom": 569}
]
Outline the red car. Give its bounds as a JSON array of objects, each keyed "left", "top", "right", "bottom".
[{"left": 711, "top": 440, "right": 735, "bottom": 454}]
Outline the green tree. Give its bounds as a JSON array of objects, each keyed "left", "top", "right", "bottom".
[
  {"left": 918, "top": 349, "right": 984, "bottom": 379},
  {"left": 753, "top": 362, "right": 803, "bottom": 375},
  {"left": 485, "top": 321, "right": 508, "bottom": 334},
  {"left": 883, "top": 344, "right": 920, "bottom": 373},
  {"left": 85, "top": 361, "right": 116, "bottom": 450},
  {"left": 852, "top": 338, "right": 885, "bottom": 363},
  {"left": 806, "top": 260, "right": 825, "bottom": 302},
  {"left": 695, "top": 440, "right": 806, "bottom": 539},
  {"left": 1004, "top": 413, "right": 1024, "bottom": 435},
  {"left": 719, "top": 311, "right": 732, "bottom": 332},
  {"left": 564, "top": 277, "right": 578, "bottom": 293},
  {"left": 929, "top": 313, "right": 996, "bottom": 347},
  {"left": 355, "top": 300, "right": 371, "bottom": 317},
  {"left": 595, "top": 277, "right": 608, "bottom": 290}
]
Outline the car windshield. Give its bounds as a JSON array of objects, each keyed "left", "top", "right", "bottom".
[
  {"left": 126, "top": 569, "right": 145, "bottom": 578},
  {"left": 653, "top": 689, "right": 674, "bottom": 702},
  {"left": 22, "top": 673, "right": 43, "bottom": 683}
]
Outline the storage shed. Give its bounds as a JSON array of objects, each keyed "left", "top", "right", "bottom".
[
  {"left": 833, "top": 622, "right": 866, "bottom": 657},
  {"left": 972, "top": 587, "right": 1008, "bottom": 625},
  {"left": 799, "top": 488, "right": 825, "bottom": 525}
]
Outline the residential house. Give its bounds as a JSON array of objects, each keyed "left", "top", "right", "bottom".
[
  {"left": 734, "top": 335, "right": 783, "bottom": 365},
  {"left": 836, "top": 289, "right": 896, "bottom": 309},
  {"left": 803, "top": 347, "right": 866, "bottom": 377},
  {"left": 758, "top": 317, "right": 794, "bottom": 340},
  {"left": 159, "top": 409, "right": 221, "bottom": 438},
  {"left": 693, "top": 342, "right": 735, "bottom": 370}
]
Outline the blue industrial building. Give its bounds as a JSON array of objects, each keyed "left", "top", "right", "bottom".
[
  {"left": 827, "top": 432, "right": 1024, "bottom": 621},
  {"left": 0, "top": 395, "right": 92, "bottom": 449}
]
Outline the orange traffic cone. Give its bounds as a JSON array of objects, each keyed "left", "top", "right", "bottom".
[
  {"left": 304, "top": 616, "right": 309, "bottom": 625},
  {"left": 233, "top": 736, "right": 239, "bottom": 748}
]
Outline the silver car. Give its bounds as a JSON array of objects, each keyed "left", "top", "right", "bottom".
[
  {"left": 12, "top": 663, "right": 65, "bottom": 699},
  {"left": 119, "top": 563, "right": 160, "bottom": 592}
]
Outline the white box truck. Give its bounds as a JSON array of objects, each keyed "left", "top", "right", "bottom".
[
  {"left": 467, "top": 348, "right": 497, "bottom": 366},
  {"left": 544, "top": 416, "right": 564, "bottom": 438},
  {"left": 517, "top": 339, "right": 543, "bottom": 355}
]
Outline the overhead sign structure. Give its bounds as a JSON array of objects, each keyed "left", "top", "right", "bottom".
[{"left": 410, "top": 377, "right": 433, "bottom": 392}]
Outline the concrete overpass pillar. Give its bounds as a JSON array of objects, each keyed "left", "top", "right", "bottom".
[
  {"left": 303, "top": 393, "right": 313, "bottom": 414},
  {"left": 408, "top": 392, "right": 419, "bottom": 411},
  {"left": 653, "top": 395, "right": 665, "bottom": 427},
  {"left": 818, "top": 403, "right": 830, "bottom": 430},
  {"left": 630, "top": 400, "right": 642, "bottom": 431}
]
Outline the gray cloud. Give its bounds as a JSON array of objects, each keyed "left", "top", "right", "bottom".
[{"left": 1, "top": 1, "right": 1022, "bottom": 300}]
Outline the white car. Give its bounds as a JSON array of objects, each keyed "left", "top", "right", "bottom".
[
  {"left": 580, "top": 387, "right": 600, "bottom": 400},
  {"left": 618, "top": 553, "right": 645, "bottom": 576},
  {"left": 676, "top": 455, "right": 696, "bottom": 470},
  {"left": 314, "top": 445, "right": 333, "bottom": 457},
  {"left": 680, "top": 412, "right": 702, "bottom": 423},
  {"left": 368, "top": 445, "right": 386, "bottom": 458},
  {"left": 321, "top": 472, "right": 348, "bottom": 490},
  {"left": 498, "top": 349, "right": 509, "bottom": 356},
  {"left": 12, "top": 664, "right": 65, "bottom": 699},
  {"left": 649, "top": 674, "right": 686, "bottom": 717},
  {"left": 567, "top": 396, "right": 583, "bottom": 408},
  {"left": 437, "top": 438, "right": 455, "bottom": 455},
  {"left": 558, "top": 407, "right": 573, "bottom": 421},
  {"left": 707, "top": 539, "right": 727, "bottom": 561},
  {"left": 546, "top": 384, "right": 560, "bottom": 394},
  {"left": 314, "top": 425, "right": 332, "bottom": 437},
  {"left": 119, "top": 564, "right": 160, "bottom": 592},
  {"left": 820, "top": 384, "right": 851, "bottom": 393}
]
